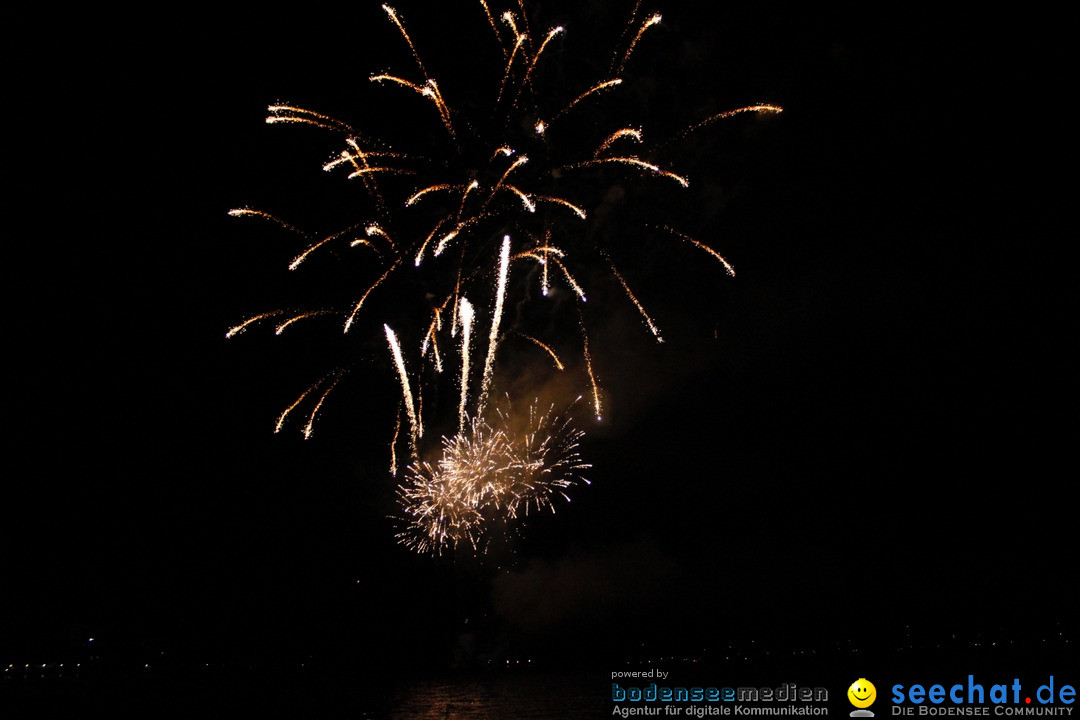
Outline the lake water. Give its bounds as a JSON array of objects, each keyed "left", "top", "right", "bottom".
[{"left": 2, "top": 668, "right": 605, "bottom": 718}]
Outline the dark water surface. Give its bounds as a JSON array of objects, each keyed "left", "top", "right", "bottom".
[{"left": 2, "top": 668, "right": 603, "bottom": 719}]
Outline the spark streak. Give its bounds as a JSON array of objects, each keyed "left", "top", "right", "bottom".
[
  {"left": 534, "top": 195, "right": 587, "bottom": 219},
  {"left": 382, "top": 4, "right": 430, "bottom": 80},
  {"left": 289, "top": 225, "right": 375, "bottom": 271},
  {"left": 275, "top": 377, "right": 322, "bottom": 433},
  {"left": 519, "top": 26, "right": 565, "bottom": 92},
  {"left": 390, "top": 407, "right": 402, "bottom": 476},
  {"left": 569, "top": 157, "right": 689, "bottom": 187},
  {"left": 227, "top": 208, "right": 305, "bottom": 237},
  {"left": 546, "top": 79, "right": 623, "bottom": 128},
  {"left": 613, "top": 13, "right": 662, "bottom": 75},
  {"left": 661, "top": 225, "right": 736, "bottom": 276},
  {"left": 406, "top": 184, "right": 457, "bottom": 206},
  {"left": 678, "top": 103, "right": 784, "bottom": 139},
  {"left": 457, "top": 298, "right": 475, "bottom": 431},
  {"left": 607, "top": 258, "right": 663, "bottom": 342},
  {"left": 478, "top": 0, "right": 504, "bottom": 53},
  {"left": 226, "top": 311, "right": 285, "bottom": 339},
  {"left": 593, "top": 128, "right": 643, "bottom": 157},
  {"left": 344, "top": 260, "right": 400, "bottom": 333},
  {"left": 304, "top": 372, "right": 343, "bottom": 439},
  {"left": 518, "top": 333, "right": 564, "bottom": 370},
  {"left": 504, "top": 185, "right": 536, "bottom": 212},
  {"left": 385, "top": 324, "right": 421, "bottom": 447},
  {"left": 275, "top": 311, "right": 331, "bottom": 335},
  {"left": 265, "top": 105, "right": 355, "bottom": 134},
  {"left": 488, "top": 155, "right": 529, "bottom": 202},
  {"left": 480, "top": 236, "right": 511, "bottom": 407},
  {"left": 549, "top": 256, "right": 587, "bottom": 301},
  {"left": 581, "top": 323, "right": 603, "bottom": 422}
]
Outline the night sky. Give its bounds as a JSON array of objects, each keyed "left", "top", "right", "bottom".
[{"left": 4, "top": 0, "right": 1074, "bottom": 699}]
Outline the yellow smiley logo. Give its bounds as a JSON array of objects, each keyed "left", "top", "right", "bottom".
[{"left": 848, "top": 679, "right": 877, "bottom": 708}]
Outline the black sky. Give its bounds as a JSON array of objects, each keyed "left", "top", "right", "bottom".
[{"left": 4, "top": 1, "right": 1074, "bottom": 677}]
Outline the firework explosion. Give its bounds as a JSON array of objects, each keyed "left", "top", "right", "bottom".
[
  {"left": 396, "top": 399, "right": 590, "bottom": 555},
  {"left": 226, "top": 1, "right": 780, "bottom": 554}
]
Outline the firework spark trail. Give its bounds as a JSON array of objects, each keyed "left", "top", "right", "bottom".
[
  {"left": 428, "top": 331, "right": 443, "bottom": 373},
  {"left": 288, "top": 223, "right": 377, "bottom": 270},
  {"left": 422, "top": 79, "right": 457, "bottom": 139},
  {"left": 303, "top": 372, "right": 343, "bottom": 439},
  {"left": 406, "top": 184, "right": 457, "bottom": 206},
  {"left": 382, "top": 4, "right": 431, "bottom": 81},
  {"left": 660, "top": 225, "right": 736, "bottom": 276},
  {"left": 344, "top": 259, "right": 401, "bottom": 333},
  {"left": 594, "top": 128, "right": 643, "bottom": 157},
  {"left": 414, "top": 218, "right": 448, "bottom": 266},
  {"left": 486, "top": 155, "right": 529, "bottom": 206},
  {"left": 450, "top": 266, "right": 463, "bottom": 338},
  {"left": 365, "top": 224, "right": 395, "bottom": 250},
  {"left": 534, "top": 195, "right": 587, "bottom": 219},
  {"left": 652, "top": 103, "right": 784, "bottom": 154},
  {"left": 578, "top": 310, "right": 602, "bottom": 421},
  {"left": 422, "top": 315, "right": 437, "bottom": 355},
  {"left": 479, "top": 236, "right": 511, "bottom": 409},
  {"left": 504, "top": 185, "right": 536, "bottom": 212},
  {"left": 265, "top": 105, "right": 356, "bottom": 134},
  {"left": 435, "top": 226, "right": 465, "bottom": 257},
  {"left": 385, "top": 324, "right": 422, "bottom": 450},
  {"left": 497, "top": 32, "right": 528, "bottom": 103},
  {"left": 549, "top": 255, "right": 586, "bottom": 301},
  {"left": 345, "top": 166, "right": 416, "bottom": 178},
  {"left": 422, "top": 311, "right": 445, "bottom": 372},
  {"left": 343, "top": 138, "right": 385, "bottom": 210},
  {"left": 226, "top": 310, "right": 286, "bottom": 339},
  {"left": 514, "top": 0, "right": 531, "bottom": 35},
  {"left": 607, "top": 257, "right": 663, "bottom": 343},
  {"left": 368, "top": 73, "right": 427, "bottom": 95},
  {"left": 433, "top": 214, "right": 487, "bottom": 258},
  {"left": 369, "top": 74, "right": 456, "bottom": 137},
  {"left": 678, "top": 103, "right": 784, "bottom": 138},
  {"left": 543, "top": 79, "right": 624, "bottom": 130},
  {"left": 348, "top": 238, "right": 383, "bottom": 258},
  {"left": 500, "top": 10, "right": 522, "bottom": 43},
  {"left": 517, "top": 333, "right": 564, "bottom": 370},
  {"left": 478, "top": 0, "right": 505, "bottom": 54},
  {"left": 513, "top": 244, "right": 565, "bottom": 262},
  {"left": 274, "top": 376, "right": 328, "bottom": 434},
  {"left": 457, "top": 297, "right": 475, "bottom": 431},
  {"left": 542, "top": 245, "right": 549, "bottom": 295},
  {"left": 288, "top": 234, "right": 336, "bottom": 271},
  {"left": 321, "top": 146, "right": 409, "bottom": 173},
  {"left": 275, "top": 311, "right": 332, "bottom": 335},
  {"left": 455, "top": 180, "right": 480, "bottom": 221},
  {"left": 613, "top": 12, "right": 662, "bottom": 75},
  {"left": 322, "top": 143, "right": 407, "bottom": 213},
  {"left": 390, "top": 406, "right": 402, "bottom": 476},
  {"left": 515, "top": 25, "right": 565, "bottom": 102},
  {"left": 611, "top": 0, "right": 644, "bottom": 71},
  {"left": 227, "top": 208, "right": 306, "bottom": 237},
  {"left": 568, "top": 157, "right": 689, "bottom": 187},
  {"left": 541, "top": 229, "right": 552, "bottom": 295}
]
